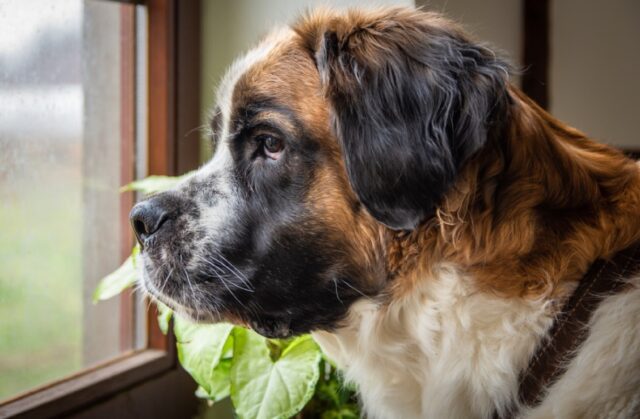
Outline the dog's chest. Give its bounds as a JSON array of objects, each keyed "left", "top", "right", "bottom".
[{"left": 313, "top": 266, "right": 555, "bottom": 419}]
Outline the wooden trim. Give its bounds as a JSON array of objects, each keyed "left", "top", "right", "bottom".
[
  {"left": 145, "top": 0, "right": 201, "bottom": 176},
  {"left": 0, "top": 351, "right": 171, "bottom": 418},
  {"left": 147, "top": 0, "right": 176, "bottom": 177},
  {"left": 624, "top": 149, "right": 640, "bottom": 160},
  {"left": 146, "top": 0, "right": 177, "bottom": 352},
  {"left": 522, "top": 0, "right": 550, "bottom": 109},
  {"left": 147, "top": 304, "right": 174, "bottom": 353},
  {"left": 64, "top": 368, "right": 198, "bottom": 418},
  {"left": 145, "top": 0, "right": 202, "bottom": 350},
  {"left": 176, "top": 0, "right": 202, "bottom": 173}
]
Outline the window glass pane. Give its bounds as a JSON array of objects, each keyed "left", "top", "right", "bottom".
[{"left": 0, "top": 0, "right": 143, "bottom": 401}]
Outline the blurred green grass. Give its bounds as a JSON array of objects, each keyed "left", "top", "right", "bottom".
[{"left": 0, "top": 171, "right": 82, "bottom": 401}]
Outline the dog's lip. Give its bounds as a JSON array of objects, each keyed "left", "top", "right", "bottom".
[
  {"left": 141, "top": 278, "right": 168, "bottom": 307},
  {"left": 141, "top": 263, "right": 230, "bottom": 324},
  {"left": 140, "top": 265, "right": 178, "bottom": 308}
]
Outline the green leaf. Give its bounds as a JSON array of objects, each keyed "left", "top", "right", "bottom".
[
  {"left": 320, "top": 407, "right": 360, "bottom": 419},
  {"left": 174, "top": 316, "right": 234, "bottom": 398},
  {"left": 194, "top": 357, "right": 232, "bottom": 403},
  {"left": 131, "top": 244, "right": 140, "bottom": 267},
  {"left": 231, "top": 329, "right": 321, "bottom": 419},
  {"left": 208, "top": 358, "right": 232, "bottom": 402},
  {"left": 92, "top": 254, "right": 138, "bottom": 303},
  {"left": 156, "top": 301, "right": 173, "bottom": 335},
  {"left": 195, "top": 386, "right": 210, "bottom": 399},
  {"left": 120, "top": 172, "right": 193, "bottom": 195}
]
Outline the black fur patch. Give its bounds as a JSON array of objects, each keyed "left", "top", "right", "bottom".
[
  {"left": 315, "top": 13, "right": 511, "bottom": 229},
  {"left": 140, "top": 95, "right": 379, "bottom": 338}
]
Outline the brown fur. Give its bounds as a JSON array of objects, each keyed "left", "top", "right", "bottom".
[
  {"left": 388, "top": 87, "right": 640, "bottom": 299},
  {"left": 231, "top": 34, "right": 389, "bottom": 294},
  {"left": 242, "top": 10, "right": 640, "bottom": 303}
]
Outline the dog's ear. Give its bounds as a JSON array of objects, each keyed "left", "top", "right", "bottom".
[{"left": 298, "top": 9, "right": 510, "bottom": 229}]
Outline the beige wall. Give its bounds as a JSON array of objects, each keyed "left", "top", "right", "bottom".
[
  {"left": 550, "top": 0, "right": 640, "bottom": 149},
  {"left": 200, "top": 0, "right": 413, "bottom": 158},
  {"left": 417, "top": 0, "right": 523, "bottom": 79},
  {"left": 418, "top": 0, "right": 640, "bottom": 150}
]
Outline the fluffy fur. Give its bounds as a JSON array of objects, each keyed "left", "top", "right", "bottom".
[
  {"left": 131, "top": 7, "right": 640, "bottom": 418},
  {"left": 313, "top": 265, "right": 555, "bottom": 418}
]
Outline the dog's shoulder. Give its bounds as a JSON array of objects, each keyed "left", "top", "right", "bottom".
[
  {"left": 315, "top": 265, "right": 555, "bottom": 418},
  {"left": 316, "top": 267, "right": 640, "bottom": 419}
]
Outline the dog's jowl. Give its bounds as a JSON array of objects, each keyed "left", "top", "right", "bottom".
[{"left": 130, "top": 7, "right": 640, "bottom": 419}]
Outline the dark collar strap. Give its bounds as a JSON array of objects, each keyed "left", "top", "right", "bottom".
[{"left": 496, "top": 241, "right": 640, "bottom": 419}]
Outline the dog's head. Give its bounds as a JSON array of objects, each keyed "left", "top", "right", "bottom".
[{"left": 132, "top": 8, "right": 510, "bottom": 338}]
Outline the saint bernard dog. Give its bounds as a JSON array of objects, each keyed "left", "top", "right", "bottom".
[{"left": 131, "top": 7, "right": 640, "bottom": 419}]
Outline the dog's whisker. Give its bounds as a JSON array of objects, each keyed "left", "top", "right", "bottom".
[
  {"left": 144, "top": 295, "right": 154, "bottom": 313},
  {"left": 190, "top": 256, "right": 249, "bottom": 309},
  {"left": 209, "top": 249, "right": 248, "bottom": 280},
  {"left": 159, "top": 267, "right": 174, "bottom": 295},
  {"left": 210, "top": 259, "right": 253, "bottom": 292},
  {"left": 208, "top": 249, "right": 252, "bottom": 288},
  {"left": 194, "top": 254, "right": 254, "bottom": 292},
  {"left": 340, "top": 279, "right": 369, "bottom": 299},
  {"left": 182, "top": 266, "right": 197, "bottom": 301},
  {"left": 211, "top": 266, "right": 254, "bottom": 293},
  {"left": 332, "top": 278, "right": 344, "bottom": 304},
  {"left": 217, "top": 272, "right": 249, "bottom": 310}
]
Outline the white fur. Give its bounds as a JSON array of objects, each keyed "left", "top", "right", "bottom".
[
  {"left": 314, "top": 267, "right": 640, "bottom": 419},
  {"left": 192, "top": 28, "right": 295, "bottom": 240}
]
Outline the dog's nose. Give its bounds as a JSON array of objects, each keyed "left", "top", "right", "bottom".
[{"left": 129, "top": 200, "right": 170, "bottom": 246}]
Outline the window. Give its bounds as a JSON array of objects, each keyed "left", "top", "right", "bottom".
[
  {"left": 0, "top": 0, "right": 200, "bottom": 416},
  {"left": 0, "top": 0, "right": 145, "bottom": 401}
]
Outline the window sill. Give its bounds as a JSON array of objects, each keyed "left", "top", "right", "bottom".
[{"left": 0, "top": 349, "right": 174, "bottom": 418}]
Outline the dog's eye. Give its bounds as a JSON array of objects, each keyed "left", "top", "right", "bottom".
[{"left": 259, "top": 135, "right": 284, "bottom": 160}]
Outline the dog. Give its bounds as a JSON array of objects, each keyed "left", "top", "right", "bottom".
[{"left": 131, "top": 7, "right": 640, "bottom": 419}]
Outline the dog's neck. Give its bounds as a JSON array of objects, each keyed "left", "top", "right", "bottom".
[
  {"left": 314, "top": 263, "right": 555, "bottom": 418},
  {"left": 386, "top": 86, "right": 640, "bottom": 300},
  {"left": 316, "top": 87, "right": 640, "bottom": 419}
]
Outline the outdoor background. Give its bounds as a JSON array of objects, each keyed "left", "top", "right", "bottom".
[{"left": 0, "top": 0, "right": 128, "bottom": 400}]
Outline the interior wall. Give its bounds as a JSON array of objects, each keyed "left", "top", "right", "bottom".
[
  {"left": 550, "top": 0, "right": 640, "bottom": 150},
  {"left": 200, "top": 0, "right": 413, "bottom": 160},
  {"left": 416, "top": 0, "right": 523, "bottom": 82}
]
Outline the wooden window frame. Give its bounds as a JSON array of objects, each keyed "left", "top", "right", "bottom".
[
  {"left": 522, "top": 0, "right": 550, "bottom": 110},
  {"left": 0, "top": 0, "right": 201, "bottom": 417}
]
